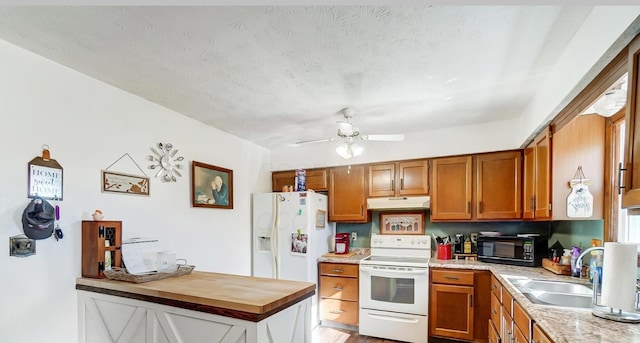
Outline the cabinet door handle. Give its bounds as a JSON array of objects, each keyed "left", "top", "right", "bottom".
[
  {"left": 479, "top": 201, "right": 483, "bottom": 213},
  {"left": 470, "top": 294, "right": 473, "bottom": 308},
  {"left": 619, "top": 162, "right": 627, "bottom": 195},
  {"left": 466, "top": 201, "right": 470, "bottom": 214},
  {"left": 531, "top": 196, "right": 535, "bottom": 211},
  {"left": 329, "top": 309, "right": 345, "bottom": 314},
  {"left": 332, "top": 286, "right": 343, "bottom": 290},
  {"left": 400, "top": 178, "right": 404, "bottom": 190},
  {"left": 332, "top": 269, "right": 343, "bottom": 273},
  {"left": 492, "top": 308, "right": 497, "bottom": 315},
  {"left": 392, "top": 179, "right": 395, "bottom": 191},
  {"left": 444, "top": 276, "right": 459, "bottom": 280},
  {"left": 360, "top": 205, "right": 363, "bottom": 216}
]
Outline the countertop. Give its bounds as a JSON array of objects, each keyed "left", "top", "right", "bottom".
[
  {"left": 76, "top": 271, "right": 315, "bottom": 322},
  {"left": 317, "top": 248, "right": 370, "bottom": 264},
  {"left": 430, "top": 258, "right": 640, "bottom": 343}
]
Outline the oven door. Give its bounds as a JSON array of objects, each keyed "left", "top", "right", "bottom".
[{"left": 359, "top": 264, "right": 429, "bottom": 315}]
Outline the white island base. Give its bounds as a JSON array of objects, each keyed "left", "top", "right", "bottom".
[{"left": 77, "top": 272, "right": 314, "bottom": 343}]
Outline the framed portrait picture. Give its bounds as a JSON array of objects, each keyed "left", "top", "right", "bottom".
[
  {"left": 379, "top": 212, "right": 425, "bottom": 235},
  {"left": 191, "top": 161, "right": 233, "bottom": 209}
]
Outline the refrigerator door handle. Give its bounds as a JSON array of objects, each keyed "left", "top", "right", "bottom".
[{"left": 270, "top": 193, "right": 280, "bottom": 279}]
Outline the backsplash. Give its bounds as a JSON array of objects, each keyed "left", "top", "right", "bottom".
[{"left": 336, "top": 210, "right": 604, "bottom": 252}]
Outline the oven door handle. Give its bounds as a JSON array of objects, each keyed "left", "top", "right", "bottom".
[
  {"left": 366, "top": 312, "right": 420, "bottom": 324},
  {"left": 360, "top": 266, "right": 427, "bottom": 275}
]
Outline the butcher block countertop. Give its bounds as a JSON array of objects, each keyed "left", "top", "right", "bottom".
[{"left": 76, "top": 271, "right": 315, "bottom": 322}]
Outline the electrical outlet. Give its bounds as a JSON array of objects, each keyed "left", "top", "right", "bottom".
[{"left": 351, "top": 232, "right": 357, "bottom": 241}]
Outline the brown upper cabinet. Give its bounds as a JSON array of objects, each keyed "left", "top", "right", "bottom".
[
  {"left": 329, "top": 165, "right": 370, "bottom": 222},
  {"left": 476, "top": 151, "right": 522, "bottom": 220},
  {"left": 368, "top": 160, "right": 429, "bottom": 197},
  {"left": 552, "top": 114, "right": 605, "bottom": 220},
  {"left": 431, "top": 151, "right": 522, "bottom": 221},
  {"left": 271, "top": 168, "right": 329, "bottom": 192},
  {"left": 622, "top": 34, "right": 640, "bottom": 208},
  {"left": 523, "top": 127, "right": 552, "bottom": 220},
  {"left": 431, "top": 156, "right": 473, "bottom": 220}
]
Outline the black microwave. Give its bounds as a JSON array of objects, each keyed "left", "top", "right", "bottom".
[{"left": 477, "top": 235, "right": 548, "bottom": 267}]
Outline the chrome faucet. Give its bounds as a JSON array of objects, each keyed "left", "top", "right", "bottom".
[
  {"left": 575, "top": 246, "right": 605, "bottom": 305},
  {"left": 575, "top": 246, "right": 605, "bottom": 278}
]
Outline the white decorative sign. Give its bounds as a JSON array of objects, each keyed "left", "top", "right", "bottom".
[
  {"left": 28, "top": 161, "right": 63, "bottom": 200},
  {"left": 567, "top": 181, "right": 593, "bottom": 218}
]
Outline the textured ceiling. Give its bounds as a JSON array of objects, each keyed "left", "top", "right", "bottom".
[{"left": 0, "top": 6, "right": 597, "bottom": 150}]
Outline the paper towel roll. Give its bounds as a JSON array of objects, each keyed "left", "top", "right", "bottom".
[{"left": 601, "top": 242, "right": 638, "bottom": 312}]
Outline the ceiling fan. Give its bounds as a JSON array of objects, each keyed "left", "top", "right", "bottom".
[{"left": 295, "top": 107, "right": 405, "bottom": 159}]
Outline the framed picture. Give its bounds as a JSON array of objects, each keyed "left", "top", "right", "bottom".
[
  {"left": 291, "top": 233, "right": 308, "bottom": 255},
  {"left": 102, "top": 170, "right": 150, "bottom": 196},
  {"left": 191, "top": 161, "right": 233, "bottom": 209},
  {"left": 379, "top": 212, "right": 425, "bottom": 235},
  {"left": 28, "top": 156, "right": 63, "bottom": 200}
]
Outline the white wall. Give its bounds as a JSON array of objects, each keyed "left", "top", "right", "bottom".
[
  {"left": 0, "top": 39, "right": 272, "bottom": 342},
  {"left": 270, "top": 117, "right": 522, "bottom": 170}
]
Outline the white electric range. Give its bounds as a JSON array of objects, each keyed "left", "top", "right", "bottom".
[{"left": 359, "top": 233, "right": 431, "bottom": 343}]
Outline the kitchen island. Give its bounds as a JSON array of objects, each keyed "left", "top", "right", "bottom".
[
  {"left": 76, "top": 271, "right": 315, "bottom": 343},
  {"left": 431, "top": 259, "right": 640, "bottom": 343}
]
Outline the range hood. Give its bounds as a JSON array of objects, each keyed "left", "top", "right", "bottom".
[{"left": 367, "top": 196, "right": 430, "bottom": 210}]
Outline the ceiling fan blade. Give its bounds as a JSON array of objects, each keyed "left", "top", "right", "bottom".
[
  {"left": 361, "top": 134, "right": 405, "bottom": 141},
  {"left": 293, "top": 137, "right": 336, "bottom": 146}
]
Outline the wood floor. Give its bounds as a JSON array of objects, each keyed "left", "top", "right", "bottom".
[
  {"left": 312, "top": 326, "right": 404, "bottom": 342},
  {"left": 312, "top": 326, "right": 459, "bottom": 343}
]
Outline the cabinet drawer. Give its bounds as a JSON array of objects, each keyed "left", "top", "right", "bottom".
[
  {"left": 514, "top": 324, "right": 528, "bottom": 343},
  {"left": 488, "top": 319, "right": 500, "bottom": 343},
  {"left": 320, "top": 276, "right": 358, "bottom": 301},
  {"left": 490, "top": 292, "right": 501, "bottom": 334},
  {"left": 432, "top": 269, "right": 474, "bottom": 286},
  {"left": 490, "top": 275, "right": 502, "bottom": 300},
  {"left": 320, "top": 298, "right": 358, "bottom": 326},
  {"left": 502, "top": 286, "right": 513, "bottom": 316},
  {"left": 320, "top": 263, "right": 358, "bottom": 277},
  {"left": 533, "top": 323, "right": 554, "bottom": 343},
  {"left": 513, "top": 301, "right": 531, "bottom": 339}
]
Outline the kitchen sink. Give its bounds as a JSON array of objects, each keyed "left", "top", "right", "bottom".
[
  {"left": 529, "top": 292, "right": 595, "bottom": 308},
  {"left": 504, "top": 276, "right": 594, "bottom": 309},
  {"left": 513, "top": 279, "right": 592, "bottom": 296}
]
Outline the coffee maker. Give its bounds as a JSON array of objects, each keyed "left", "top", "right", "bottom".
[{"left": 334, "top": 233, "right": 351, "bottom": 254}]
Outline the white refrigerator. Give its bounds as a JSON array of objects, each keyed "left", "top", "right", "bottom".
[{"left": 252, "top": 191, "right": 333, "bottom": 327}]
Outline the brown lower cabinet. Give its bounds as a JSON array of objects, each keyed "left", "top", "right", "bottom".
[
  {"left": 489, "top": 274, "right": 555, "bottom": 343},
  {"left": 430, "top": 268, "right": 491, "bottom": 342},
  {"left": 319, "top": 262, "right": 359, "bottom": 326},
  {"left": 532, "top": 323, "right": 554, "bottom": 343}
]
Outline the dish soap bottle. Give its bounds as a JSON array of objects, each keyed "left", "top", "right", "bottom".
[
  {"left": 571, "top": 246, "right": 582, "bottom": 277},
  {"left": 589, "top": 250, "right": 603, "bottom": 284}
]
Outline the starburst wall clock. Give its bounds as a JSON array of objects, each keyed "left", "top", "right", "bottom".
[{"left": 148, "top": 142, "right": 184, "bottom": 182}]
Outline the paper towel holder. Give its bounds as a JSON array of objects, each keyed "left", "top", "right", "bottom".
[{"left": 590, "top": 261, "right": 640, "bottom": 323}]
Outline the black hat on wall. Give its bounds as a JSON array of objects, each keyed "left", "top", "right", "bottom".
[{"left": 22, "top": 197, "right": 55, "bottom": 240}]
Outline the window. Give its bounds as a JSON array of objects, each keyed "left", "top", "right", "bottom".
[{"left": 614, "top": 118, "right": 640, "bottom": 244}]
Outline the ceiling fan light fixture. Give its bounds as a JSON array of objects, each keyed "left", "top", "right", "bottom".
[{"left": 336, "top": 142, "right": 363, "bottom": 159}]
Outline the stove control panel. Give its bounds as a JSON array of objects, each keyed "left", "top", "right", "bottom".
[{"left": 371, "top": 233, "right": 431, "bottom": 249}]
